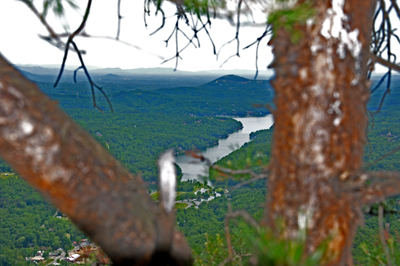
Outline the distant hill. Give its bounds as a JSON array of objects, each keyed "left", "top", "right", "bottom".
[
  {"left": 209, "top": 75, "right": 249, "bottom": 83},
  {"left": 15, "top": 64, "right": 273, "bottom": 79},
  {"left": 15, "top": 65, "right": 274, "bottom": 90},
  {"left": 156, "top": 75, "right": 272, "bottom": 102},
  {"left": 90, "top": 74, "right": 273, "bottom": 117}
]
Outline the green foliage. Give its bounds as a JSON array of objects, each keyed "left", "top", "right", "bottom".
[
  {"left": 183, "top": 0, "right": 225, "bottom": 19},
  {"left": 42, "top": 0, "right": 78, "bottom": 18},
  {"left": 175, "top": 203, "right": 189, "bottom": 209},
  {"left": 252, "top": 228, "right": 328, "bottom": 266},
  {"left": 194, "top": 233, "right": 252, "bottom": 266},
  {"left": 145, "top": 0, "right": 225, "bottom": 19},
  {"left": 267, "top": 1, "right": 316, "bottom": 43},
  {"left": 150, "top": 191, "right": 160, "bottom": 201},
  {"left": 0, "top": 73, "right": 272, "bottom": 263},
  {"left": 0, "top": 176, "right": 85, "bottom": 266},
  {"left": 360, "top": 230, "right": 400, "bottom": 265}
]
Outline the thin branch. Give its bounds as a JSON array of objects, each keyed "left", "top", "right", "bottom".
[
  {"left": 212, "top": 164, "right": 267, "bottom": 179},
  {"left": 243, "top": 26, "right": 272, "bottom": 79},
  {"left": 363, "top": 144, "right": 400, "bottom": 170},
  {"left": 370, "top": 72, "right": 388, "bottom": 94},
  {"left": 217, "top": 0, "right": 243, "bottom": 65},
  {"left": 222, "top": 204, "right": 258, "bottom": 266},
  {"left": 229, "top": 174, "right": 269, "bottom": 191},
  {"left": 370, "top": 53, "right": 400, "bottom": 73},
  {"left": 150, "top": 8, "right": 166, "bottom": 36},
  {"left": 70, "top": 41, "right": 114, "bottom": 112},
  {"left": 49, "top": 0, "right": 112, "bottom": 112},
  {"left": 379, "top": 204, "right": 393, "bottom": 266},
  {"left": 21, "top": 1, "right": 59, "bottom": 40},
  {"left": 73, "top": 66, "right": 83, "bottom": 83},
  {"left": 389, "top": 0, "right": 400, "bottom": 21},
  {"left": 56, "top": 33, "right": 165, "bottom": 60},
  {"left": 116, "top": 0, "right": 123, "bottom": 40},
  {"left": 178, "top": 28, "right": 197, "bottom": 49},
  {"left": 54, "top": 0, "right": 93, "bottom": 87},
  {"left": 373, "top": 70, "right": 391, "bottom": 114},
  {"left": 355, "top": 171, "right": 400, "bottom": 205},
  {"left": 225, "top": 209, "right": 260, "bottom": 229},
  {"left": 197, "top": 18, "right": 216, "bottom": 54},
  {"left": 225, "top": 204, "right": 234, "bottom": 261}
]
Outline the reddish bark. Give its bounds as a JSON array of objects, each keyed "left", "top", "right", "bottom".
[
  {"left": 0, "top": 54, "right": 192, "bottom": 265},
  {"left": 266, "top": 0, "right": 377, "bottom": 264}
]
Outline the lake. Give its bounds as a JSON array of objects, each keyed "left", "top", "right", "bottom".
[{"left": 175, "top": 114, "right": 274, "bottom": 184}]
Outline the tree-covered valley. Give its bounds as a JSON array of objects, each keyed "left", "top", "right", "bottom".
[{"left": 1, "top": 69, "right": 400, "bottom": 265}]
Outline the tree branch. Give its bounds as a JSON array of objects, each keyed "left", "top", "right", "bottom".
[
  {"left": 54, "top": 0, "right": 93, "bottom": 87},
  {"left": 370, "top": 53, "right": 400, "bottom": 73},
  {"left": 116, "top": 0, "right": 123, "bottom": 40},
  {"left": 0, "top": 54, "right": 192, "bottom": 265},
  {"left": 349, "top": 171, "right": 400, "bottom": 205},
  {"left": 363, "top": 144, "right": 400, "bottom": 170},
  {"left": 379, "top": 204, "right": 393, "bottom": 266}
]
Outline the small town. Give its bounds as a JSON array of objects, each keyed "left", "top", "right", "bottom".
[{"left": 26, "top": 240, "right": 102, "bottom": 265}]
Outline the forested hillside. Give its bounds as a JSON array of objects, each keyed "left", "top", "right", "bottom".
[
  {"left": 2, "top": 72, "right": 400, "bottom": 265},
  {"left": 0, "top": 74, "right": 272, "bottom": 181},
  {"left": 0, "top": 73, "right": 272, "bottom": 264}
]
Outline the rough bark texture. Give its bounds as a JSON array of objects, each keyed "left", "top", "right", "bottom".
[
  {"left": 0, "top": 54, "right": 192, "bottom": 266},
  {"left": 266, "top": 0, "right": 377, "bottom": 264}
]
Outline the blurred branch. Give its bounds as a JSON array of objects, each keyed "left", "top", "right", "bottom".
[
  {"left": 379, "top": 204, "right": 393, "bottom": 266},
  {"left": 344, "top": 171, "right": 400, "bottom": 205},
  {"left": 363, "top": 144, "right": 400, "bottom": 170},
  {"left": 211, "top": 165, "right": 269, "bottom": 191},
  {"left": 116, "top": 0, "right": 123, "bottom": 40},
  {"left": 225, "top": 209, "right": 260, "bottom": 230}
]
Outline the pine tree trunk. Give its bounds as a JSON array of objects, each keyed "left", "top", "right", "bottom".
[{"left": 266, "top": 0, "right": 377, "bottom": 264}]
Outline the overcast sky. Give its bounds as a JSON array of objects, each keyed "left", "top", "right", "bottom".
[
  {"left": 0, "top": 0, "right": 275, "bottom": 72},
  {"left": 0, "top": 0, "right": 395, "bottom": 73}
]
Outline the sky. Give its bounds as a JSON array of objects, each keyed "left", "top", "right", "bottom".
[
  {"left": 0, "top": 0, "right": 394, "bottom": 73},
  {"left": 0, "top": 0, "right": 274, "bottom": 72}
]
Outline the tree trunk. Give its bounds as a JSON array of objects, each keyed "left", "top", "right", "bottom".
[
  {"left": 266, "top": 0, "right": 376, "bottom": 264},
  {"left": 0, "top": 54, "right": 192, "bottom": 266}
]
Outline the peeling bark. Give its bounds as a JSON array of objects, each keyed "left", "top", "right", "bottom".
[
  {"left": 266, "top": 0, "right": 377, "bottom": 264},
  {"left": 0, "top": 54, "right": 192, "bottom": 266}
]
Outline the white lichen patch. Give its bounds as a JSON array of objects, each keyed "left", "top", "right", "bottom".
[
  {"left": 328, "top": 93, "right": 343, "bottom": 126},
  {"left": 299, "top": 68, "right": 308, "bottom": 80},
  {"left": 310, "top": 84, "right": 323, "bottom": 96},
  {"left": 158, "top": 150, "right": 176, "bottom": 212},
  {"left": 320, "top": 0, "right": 362, "bottom": 59},
  {"left": 328, "top": 100, "right": 342, "bottom": 115},
  {"left": 7, "top": 86, "right": 23, "bottom": 99},
  {"left": 49, "top": 166, "right": 72, "bottom": 182},
  {"left": 306, "top": 18, "right": 314, "bottom": 27},
  {"left": 311, "top": 36, "right": 322, "bottom": 55},
  {"left": 20, "top": 120, "right": 34, "bottom": 135},
  {"left": 298, "top": 203, "right": 315, "bottom": 240},
  {"left": 333, "top": 117, "right": 342, "bottom": 126}
]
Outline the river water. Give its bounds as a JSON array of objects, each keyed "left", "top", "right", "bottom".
[{"left": 175, "top": 115, "right": 274, "bottom": 183}]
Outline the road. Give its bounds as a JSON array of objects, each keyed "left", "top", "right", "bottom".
[{"left": 46, "top": 250, "right": 66, "bottom": 266}]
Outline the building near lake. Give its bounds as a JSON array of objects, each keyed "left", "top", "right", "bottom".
[{"left": 67, "top": 254, "right": 80, "bottom": 262}]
